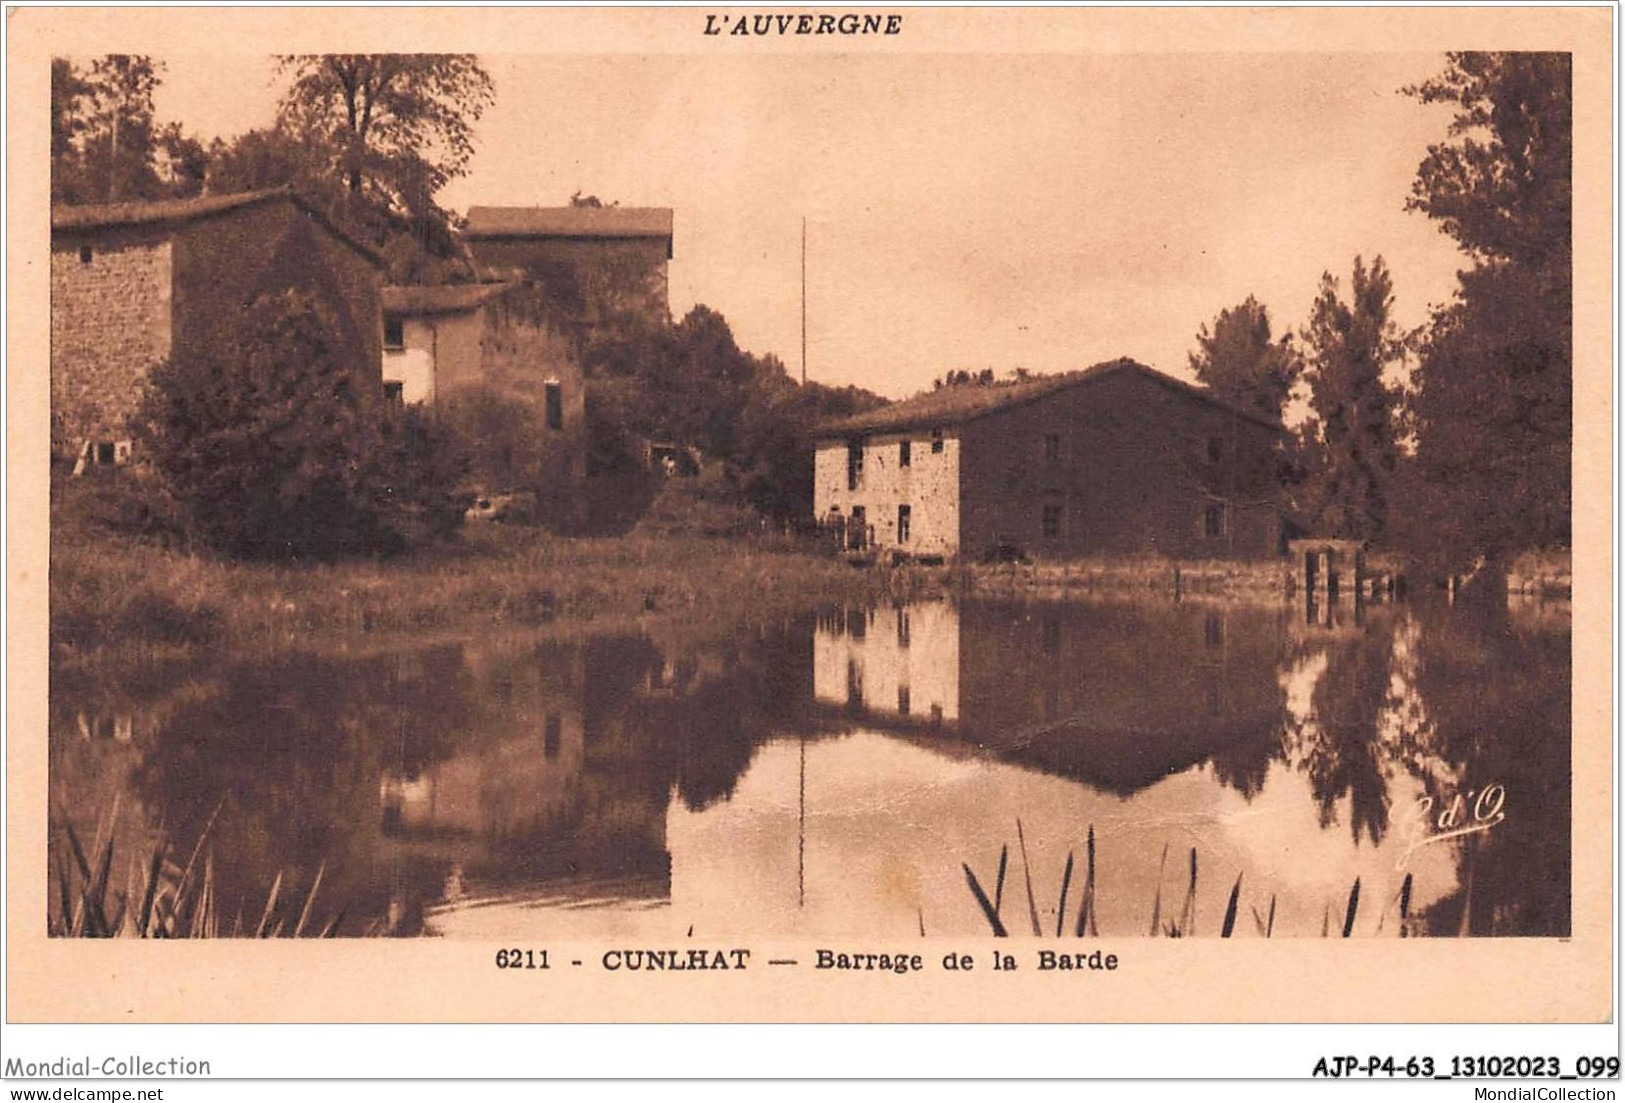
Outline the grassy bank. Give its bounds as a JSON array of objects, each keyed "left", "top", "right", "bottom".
[
  {"left": 52, "top": 523, "right": 951, "bottom": 664},
  {"left": 50, "top": 472, "right": 949, "bottom": 666}
]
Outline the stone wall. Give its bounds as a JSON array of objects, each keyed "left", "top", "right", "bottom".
[
  {"left": 468, "top": 236, "right": 670, "bottom": 326},
  {"left": 814, "top": 430, "right": 961, "bottom": 557},
  {"left": 49, "top": 238, "right": 172, "bottom": 457},
  {"left": 959, "top": 370, "right": 1284, "bottom": 560}
]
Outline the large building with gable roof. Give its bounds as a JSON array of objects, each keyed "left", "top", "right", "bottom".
[
  {"left": 49, "top": 187, "right": 387, "bottom": 464},
  {"left": 813, "top": 358, "right": 1288, "bottom": 561}
]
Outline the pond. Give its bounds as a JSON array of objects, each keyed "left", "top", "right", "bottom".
[{"left": 49, "top": 591, "right": 1570, "bottom": 938}]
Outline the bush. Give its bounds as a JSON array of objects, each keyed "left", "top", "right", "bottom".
[
  {"left": 375, "top": 403, "right": 474, "bottom": 545},
  {"left": 135, "top": 287, "right": 463, "bottom": 560}
]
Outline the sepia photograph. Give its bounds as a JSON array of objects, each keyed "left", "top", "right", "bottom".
[{"left": 4, "top": 4, "right": 1613, "bottom": 1043}]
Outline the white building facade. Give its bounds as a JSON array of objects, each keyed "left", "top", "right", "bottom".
[{"left": 813, "top": 429, "right": 961, "bottom": 558}]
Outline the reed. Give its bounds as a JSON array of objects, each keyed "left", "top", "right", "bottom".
[
  {"left": 1015, "top": 819, "right": 1042, "bottom": 936},
  {"left": 1074, "top": 824, "right": 1098, "bottom": 938},
  {"left": 1220, "top": 874, "right": 1242, "bottom": 938},
  {"left": 960, "top": 828, "right": 1409, "bottom": 939},
  {"left": 961, "top": 862, "right": 1008, "bottom": 937},
  {"left": 49, "top": 812, "right": 342, "bottom": 939}
]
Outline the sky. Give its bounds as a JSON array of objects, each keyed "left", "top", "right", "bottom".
[{"left": 152, "top": 51, "right": 1469, "bottom": 401}]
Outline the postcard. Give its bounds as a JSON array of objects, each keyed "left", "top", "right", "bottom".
[{"left": 5, "top": 5, "right": 1612, "bottom": 1030}]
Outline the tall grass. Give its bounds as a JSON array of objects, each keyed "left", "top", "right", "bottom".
[
  {"left": 963, "top": 822, "right": 1419, "bottom": 939},
  {"left": 49, "top": 807, "right": 341, "bottom": 939}
]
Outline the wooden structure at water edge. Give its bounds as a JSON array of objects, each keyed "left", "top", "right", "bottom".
[{"left": 1288, "top": 538, "right": 1399, "bottom": 601}]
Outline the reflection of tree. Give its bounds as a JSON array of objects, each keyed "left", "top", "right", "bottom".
[
  {"left": 1206, "top": 730, "right": 1281, "bottom": 801},
  {"left": 1282, "top": 615, "right": 1399, "bottom": 845},
  {"left": 120, "top": 646, "right": 476, "bottom": 935},
  {"left": 1408, "top": 598, "right": 1570, "bottom": 936}
]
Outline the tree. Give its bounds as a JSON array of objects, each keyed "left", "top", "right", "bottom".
[
  {"left": 51, "top": 56, "right": 207, "bottom": 204},
  {"left": 136, "top": 289, "right": 412, "bottom": 559},
  {"left": 1188, "top": 295, "right": 1302, "bottom": 422},
  {"left": 274, "top": 55, "right": 494, "bottom": 279},
  {"left": 1401, "top": 53, "right": 1571, "bottom": 569},
  {"left": 1300, "top": 257, "right": 1403, "bottom": 542}
]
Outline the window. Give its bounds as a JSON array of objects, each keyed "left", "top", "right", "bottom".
[
  {"left": 78, "top": 246, "right": 93, "bottom": 265},
  {"left": 1044, "top": 432, "right": 1061, "bottom": 464},
  {"left": 1207, "top": 436, "right": 1224, "bottom": 463},
  {"left": 847, "top": 439, "right": 865, "bottom": 490},
  {"left": 1205, "top": 502, "right": 1226, "bottom": 538},
  {"left": 930, "top": 428, "right": 944, "bottom": 454},
  {"left": 899, "top": 440, "right": 911, "bottom": 467},
  {"left": 544, "top": 714, "right": 561, "bottom": 759},
  {"left": 95, "top": 441, "right": 115, "bottom": 466},
  {"left": 897, "top": 503, "right": 911, "bottom": 544},
  {"left": 383, "top": 314, "right": 404, "bottom": 350},
  {"left": 897, "top": 685, "right": 911, "bottom": 716},
  {"left": 1204, "top": 611, "right": 1225, "bottom": 650},
  {"left": 896, "top": 605, "right": 911, "bottom": 648},
  {"left": 383, "top": 380, "right": 404, "bottom": 406},
  {"left": 544, "top": 380, "right": 563, "bottom": 430},
  {"left": 1042, "top": 503, "right": 1063, "bottom": 539}
]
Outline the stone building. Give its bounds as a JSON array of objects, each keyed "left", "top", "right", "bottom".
[
  {"left": 463, "top": 206, "right": 674, "bottom": 326},
  {"left": 49, "top": 188, "right": 385, "bottom": 464},
  {"left": 382, "top": 281, "right": 587, "bottom": 516},
  {"left": 813, "top": 358, "right": 1287, "bottom": 561}
]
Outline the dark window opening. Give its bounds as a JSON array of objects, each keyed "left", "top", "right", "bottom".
[
  {"left": 383, "top": 314, "right": 404, "bottom": 350},
  {"left": 846, "top": 659, "right": 864, "bottom": 709},
  {"left": 847, "top": 439, "right": 865, "bottom": 490},
  {"left": 95, "top": 441, "right": 115, "bottom": 466},
  {"left": 545, "top": 381, "right": 563, "bottom": 430},
  {"left": 1044, "top": 432, "right": 1061, "bottom": 464},
  {"left": 1207, "top": 436, "right": 1223, "bottom": 463},
  {"left": 1042, "top": 503, "right": 1063, "bottom": 539},
  {"left": 899, "top": 440, "right": 911, "bottom": 467},
  {"left": 897, "top": 504, "right": 911, "bottom": 544},
  {"left": 1205, "top": 611, "right": 1224, "bottom": 650},
  {"left": 1205, "top": 502, "right": 1226, "bottom": 538},
  {"left": 78, "top": 246, "right": 93, "bottom": 265},
  {"left": 845, "top": 606, "right": 867, "bottom": 639},
  {"left": 383, "top": 380, "right": 404, "bottom": 406},
  {"left": 848, "top": 505, "right": 868, "bottom": 550},
  {"left": 897, "top": 685, "right": 911, "bottom": 716},
  {"left": 930, "top": 428, "right": 944, "bottom": 454},
  {"left": 544, "top": 714, "right": 561, "bottom": 759},
  {"left": 896, "top": 606, "right": 911, "bottom": 649}
]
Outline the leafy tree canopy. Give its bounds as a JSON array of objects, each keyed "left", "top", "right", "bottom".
[
  {"left": 1399, "top": 52, "right": 1572, "bottom": 569},
  {"left": 1188, "top": 295, "right": 1302, "bottom": 422},
  {"left": 1300, "top": 256, "right": 1403, "bottom": 542}
]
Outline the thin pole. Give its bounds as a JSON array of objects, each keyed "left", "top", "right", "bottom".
[
  {"left": 798, "top": 734, "right": 806, "bottom": 907},
  {"left": 800, "top": 217, "right": 807, "bottom": 386}
]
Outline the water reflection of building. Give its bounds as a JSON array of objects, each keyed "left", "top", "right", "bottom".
[
  {"left": 379, "top": 642, "right": 587, "bottom": 844},
  {"left": 813, "top": 603, "right": 959, "bottom": 727},
  {"left": 812, "top": 598, "right": 1288, "bottom": 796}
]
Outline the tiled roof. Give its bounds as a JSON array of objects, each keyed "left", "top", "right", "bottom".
[
  {"left": 816, "top": 359, "right": 1287, "bottom": 437},
  {"left": 50, "top": 187, "right": 386, "bottom": 268},
  {"left": 382, "top": 282, "right": 518, "bottom": 316},
  {"left": 464, "top": 206, "right": 674, "bottom": 240},
  {"left": 51, "top": 189, "right": 287, "bottom": 231}
]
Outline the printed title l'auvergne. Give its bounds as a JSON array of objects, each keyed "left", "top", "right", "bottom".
[{"left": 50, "top": 188, "right": 1295, "bottom": 566}]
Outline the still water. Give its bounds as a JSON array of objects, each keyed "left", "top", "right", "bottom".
[{"left": 50, "top": 593, "right": 1570, "bottom": 938}]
